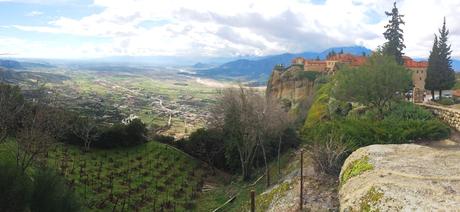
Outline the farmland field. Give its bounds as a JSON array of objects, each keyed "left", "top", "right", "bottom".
[
  {"left": 46, "top": 141, "right": 210, "bottom": 211},
  {"left": 21, "top": 65, "right": 230, "bottom": 139}
]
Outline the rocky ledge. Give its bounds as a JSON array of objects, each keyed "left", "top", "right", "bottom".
[{"left": 339, "top": 141, "right": 460, "bottom": 211}]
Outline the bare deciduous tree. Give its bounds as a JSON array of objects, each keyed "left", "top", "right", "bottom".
[
  {"left": 210, "top": 85, "right": 290, "bottom": 181},
  {"left": 0, "top": 83, "right": 24, "bottom": 143},
  {"left": 16, "top": 104, "right": 53, "bottom": 172},
  {"left": 210, "top": 86, "right": 261, "bottom": 180},
  {"left": 71, "top": 117, "right": 99, "bottom": 152}
]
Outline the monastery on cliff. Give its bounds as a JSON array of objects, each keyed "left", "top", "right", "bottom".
[{"left": 285, "top": 54, "right": 428, "bottom": 102}]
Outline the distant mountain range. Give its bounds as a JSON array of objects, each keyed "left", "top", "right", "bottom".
[
  {"left": 194, "top": 46, "right": 372, "bottom": 81},
  {"left": 194, "top": 46, "right": 460, "bottom": 82},
  {"left": 0, "top": 59, "right": 54, "bottom": 70}
]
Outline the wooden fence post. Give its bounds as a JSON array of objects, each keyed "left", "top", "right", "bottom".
[
  {"left": 251, "top": 190, "right": 256, "bottom": 212},
  {"left": 266, "top": 168, "right": 270, "bottom": 188},
  {"left": 300, "top": 149, "right": 304, "bottom": 211}
]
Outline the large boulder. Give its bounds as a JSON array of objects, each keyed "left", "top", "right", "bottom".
[{"left": 339, "top": 143, "right": 460, "bottom": 211}]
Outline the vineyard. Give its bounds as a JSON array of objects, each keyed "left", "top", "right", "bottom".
[{"left": 46, "top": 141, "right": 208, "bottom": 211}]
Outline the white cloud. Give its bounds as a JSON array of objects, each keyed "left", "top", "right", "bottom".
[
  {"left": 26, "top": 11, "right": 43, "bottom": 17},
  {"left": 7, "top": 0, "right": 460, "bottom": 59}
]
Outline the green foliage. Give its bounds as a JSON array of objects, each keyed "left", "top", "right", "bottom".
[
  {"left": 183, "top": 128, "right": 226, "bottom": 171},
  {"left": 438, "top": 18, "right": 456, "bottom": 91},
  {"left": 426, "top": 18, "right": 456, "bottom": 94},
  {"left": 382, "top": 2, "right": 406, "bottom": 65},
  {"left": 306, "top": 118, "right": 449, "bottom": 150},
  {"left": 340, "top": 156, "right": 374, "bottom": 184},
  {"left": 65, "top": 118, "right": 148, "bottom": 148},
  {"left": 304, "top": 83, "right": 333, "bottom": 128},
  {"left": 45, "top": 141, "right": 206, "bottom": 211},
  {"left": 30, "top": 168, "right": 81, "bottom": 212},
  {"left": 384, "top": 102, "right": 434, "bottom": 121},
  {"left": 435, "top": 98, "right": 455, "bottom": 106},
  {"left": 360, "top": 187, "right": 384, "bottom": 212},
  {"left": 333, "top": 54, "right": 411, "bottom": 118},
  {"left": 0, "top": 162, "right": 33, "bottom": 212},
  {"left": 426, "top": 35, "right": 441, "bottom": 92},
  {"left": 293, "top": 71, "right": 320, "bottom": 81},
  {"left": 0, "top": 161, "right": 81, "bottom": 212}
]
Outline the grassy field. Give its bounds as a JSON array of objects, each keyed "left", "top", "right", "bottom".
[{"left": 44, "top": 141, "right": 210, "bottom": 211}]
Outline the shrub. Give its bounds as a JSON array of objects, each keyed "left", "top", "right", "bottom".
[
  {"left": 307, "top": 135, "right": 350, "bottom": 176},
  {"left": 0, "top": 162, "right": 32, "bottom": 212},
  {"left": 436, "top": 98, "right": 455, "bottom": 105},
  {"left": 0, "top": 162, "right": 81, "bottom": 212},
  {"left": 30, "top": 168, "right": 81, "bottom": 212},
  {"left": 304, "top": 83, "right": 333, "bottom": 128},
  {"left": 294, "top": 71, "right": 320, "bottom": 81},
  {"left": 305, "top": 118, "right": 450, "bottom": 152},
  {"left": 93, "top": 118, "right": 147, "bottom": 148},
  {"left": 153, "top": 134, "right": 175, "bottom": 144},
  {"left": 384, "top": 102, "right": 434, "bottom": 121}
]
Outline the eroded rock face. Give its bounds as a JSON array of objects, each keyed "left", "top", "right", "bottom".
[
  {"left": 266, "top": 66, "right": 315, "bottom": 108},
  {"left": 339, "top": 143, "right": 460, "bottom": 211}
]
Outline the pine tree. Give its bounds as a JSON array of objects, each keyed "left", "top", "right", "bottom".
[
  {"left": 382, "top": 2, "right": 406, "bottom": 65},
  {"left": 425, "top": 35, "right": 441, "bottom": 100},
  {"left": 437, "top": 17, "right": 455, "bottom": 98}
]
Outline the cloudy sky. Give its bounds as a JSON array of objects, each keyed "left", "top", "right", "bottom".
[{"left": 0, "top": 0, "right": 459, "bottom": 59}]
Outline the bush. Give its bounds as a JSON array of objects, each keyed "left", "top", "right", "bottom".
[
  {"left": 384, "top": 102, "right": 434, "bottom": 121},
  {"left": 153, "top": 134, "right": 175, "bottom": 144},
  {"left": 0, "top": 162, "right": 80, "bottom": 212},
  {"left": 304, "top": 83, "right": 333, "bottom": 128},
  {"left": 92, "top": 119, "right": 147, "bottom": 149},
  {"left": 305, "top": 118, "right": 450, "bottom": 151},
  {"left": 307, "top": 135, "right": 350, "bottom": 176},
  {"left": 30, "top": 168, "right": 81, "bottom": 212},
  {"left": 0, "top": 162, "right": 32, "bottom": 212},
  {"left": 294, "top": 71, "right": 320, "bottom": 81},
  {"left": 436, "top": 98, "right": 455, "bottom": 105}
]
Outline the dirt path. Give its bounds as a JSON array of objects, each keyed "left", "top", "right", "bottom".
[{"left": 266, "top": 150, "right": 339, "bottom": 211}]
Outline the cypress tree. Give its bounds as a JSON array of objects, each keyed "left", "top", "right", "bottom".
[
  {"left": 425, "top": 35, "right": 441, "bottom": 100},
  {"left": 382, "top": 2, "right": 406, "bottom": 65},
  {"left": 437, "top": 17, "right": 455, "bottom": 98}
]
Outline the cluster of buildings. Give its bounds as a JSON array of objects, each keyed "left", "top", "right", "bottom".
[{"left": 286, "top": 54, "right": 428, "bottom": 102}]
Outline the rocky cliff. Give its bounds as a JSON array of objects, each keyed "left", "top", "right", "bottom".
[
  {"left": 266, "top": 65, "right": 316, "bottom": 117},
  {"left": 339, "top": 141, "right": 460, "bottom": 211}
]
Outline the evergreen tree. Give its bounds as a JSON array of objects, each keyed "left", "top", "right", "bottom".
[
  {"left": 437, "top": 17, "right": 455, "bottom": 98},
  {"left": 425, "top": 35, "right": 441, "bottom": 100},
  {"left": 382, "top": 2, "right": 406, "bottom": 65},
  {"left": 340, "top": 49, "right": 344, "bottom": 54},
  {"left": 316, "top": 56, "right": 320, "bottom": 61}
]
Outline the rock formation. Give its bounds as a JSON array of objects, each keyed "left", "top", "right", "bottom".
[
  {"left": 266, "top": 65, "right": 316, "bottom": 120},
  {"left": 339, "top": 142, "right": 460, "bottom": 211}
]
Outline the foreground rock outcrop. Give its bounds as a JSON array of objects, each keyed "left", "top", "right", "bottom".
[{"left": 339, "top": 142, "right": 460, "bottom": 211}]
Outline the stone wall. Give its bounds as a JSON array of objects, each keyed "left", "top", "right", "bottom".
[{"left": 419, "top": 103, "right": 460, "bottom": 131}]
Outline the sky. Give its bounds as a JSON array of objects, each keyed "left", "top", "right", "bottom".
[{"left": 0, "top": 0, "right": 459, "bottom": 59}]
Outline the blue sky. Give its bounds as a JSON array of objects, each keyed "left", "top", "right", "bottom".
[{"left": 0, "top": 0, "right": 459, "bottom": 59}]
